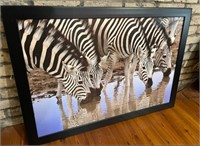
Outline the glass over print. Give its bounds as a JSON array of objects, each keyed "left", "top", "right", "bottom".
[
  {"left": 1, "top": 7, "right": 191, "bottom": 144},
  {"left": 18, "top": 17, "right": 183, "bottom": 137}
]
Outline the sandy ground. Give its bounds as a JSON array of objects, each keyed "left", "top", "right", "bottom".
[
  {"left": 28, "top": 69, "right": 57, "bottom": 99},
  {"left": 28, "top": 61, "right": 124, "bottom": 99}
]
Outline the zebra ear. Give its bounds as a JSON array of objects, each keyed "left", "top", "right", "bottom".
[
  {"left": 23, "top": 19, "right": 33, "bottom": 27},
  {"left": 18, "top": 19, "right": 33, "bottom": 30},
  {"left": 175, "top": 17, "right": 182, "bottom": 21},
  {"left": 62, "top": 61, "right": 77, "bottom": 76},
  {"left": 17, "top": 21, "right": 23, "bottom": 30}
]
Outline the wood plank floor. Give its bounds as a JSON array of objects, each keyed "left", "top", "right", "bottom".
[{"left": 1, "top": 83, "right": 199, "bottom": 145}]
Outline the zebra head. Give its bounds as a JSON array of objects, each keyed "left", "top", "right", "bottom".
[
  {"left": 62, "top": 62, "right": 94, "bottom": 93},
  {"left": 89, "top": 64, "right": 103, "bottom": 89},
  {"left": 62, "top": 74, "right": 89, "bottom": 101},
  {"left": 155, "top": 41, "right": 172, "bottom": 77},
  {"left": 137, "top": 43, "right": 157, "bottom": 88},
  {"left": 138, "top": 56, "right": 154, "bottom": 88},
  {"left": 61, "top": 68, "right": 95, "bottom": 101},
  {"left": 79, "top": 71, "right": 96, "bottom": 93}
]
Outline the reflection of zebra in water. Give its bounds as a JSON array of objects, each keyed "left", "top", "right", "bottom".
[
  {"left": 139, "top": 18, "right": 172, "bottom": 76},
  {"left": 88, "top": 18, "right": 155, "bottom": 90},
  {"left": 18, "top": 19, "right": 93, "bottom": 101},
  {"left": 46, "top": 19, "right": 103, "bottom": 90},
  {"left": 57, "top": 95, "right": 101, "bottom": 129},
  {"left": 158, "top": 17, "right": 182, "bottom": 44}
]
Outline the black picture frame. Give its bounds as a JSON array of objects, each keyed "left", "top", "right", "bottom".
[{"left": 1, "top": 6, "right": 191, "bottom": 145}]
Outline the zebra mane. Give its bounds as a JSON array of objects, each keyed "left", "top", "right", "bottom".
[
  {"left": 155, "top": 18, "right": 166, "bottom": 28},
  {"left": 138, "top": 19, "right": 152, "bottom": 58},
  {"left": 82, "top": 19, "right": 101, "bottom": 63},
  {"left": 46, "top": 21, "right": 90, "bottom": 72},
  {"left": 22, "top": 19, "right": 89, "bottom": 72},
  {"left": 154, "top": 18, "right": 173, "bottom": 47}
]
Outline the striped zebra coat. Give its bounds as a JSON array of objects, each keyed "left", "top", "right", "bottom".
[
  {"left": 158, "top": 17, "right": 182, "bottom": 44},
  {"left": 88, "top": 18, "right": 155, "bottom": 89},
  {"left": 18, "top": 19, "right": 94, "bottom": 101},
  {"left": 139, "top": 18, "right": 172, "bottom": 76},
  {"left": 46, "top": 19, "right": 103, "bottom": 89}
]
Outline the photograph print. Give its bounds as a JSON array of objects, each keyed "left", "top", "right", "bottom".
[{"left": 17, "top": 17, "right": 183, "bottom": 138}]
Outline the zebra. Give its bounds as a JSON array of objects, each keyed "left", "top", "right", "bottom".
[
  {"left": 158, "top": 17, "right": 182, "bottom": 44},
  {"left": 46, "top": 19, "right": 103, "bottom": 90},
  {"left": 17, "top": 19, "right": 94, "bottom": 101},
  {"left": 138, "top": 18, "right": 172, "bottom": 77},
  {"left": 87, "top": 18, "right": 156, "bottom": 90}
]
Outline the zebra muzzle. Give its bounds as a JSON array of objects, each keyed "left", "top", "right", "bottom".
[
  {"left": 146, "top": 78, "right": 153, "bottom": 88},
  {"left": 164, "top": 68, "right": 171, "bottom": 76},
  {"left": 80, "top": 91, "right": 101, "bottom": 104}
]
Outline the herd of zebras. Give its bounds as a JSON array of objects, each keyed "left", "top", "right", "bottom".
[{"left": 17, "top": 17, "right": 181, "bottom": 103}]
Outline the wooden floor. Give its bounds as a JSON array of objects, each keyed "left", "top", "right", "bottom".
[{"left": 1, "top": 82, "right": 199, "bottom": 145}]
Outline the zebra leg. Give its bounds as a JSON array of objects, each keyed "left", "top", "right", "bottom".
[
  {"left": 130, "top": 56, "right": 137, "bottom": 86},
  {"left": 124, "top": 57, "right": 131, "bottom": 98},
  {"left": 57, "top": 98, "right": 69, "bottom": 129},
  {"left": 129, "top": 56, "right": 137, "bottom": 97},
  {"left": 56, "top": 80, "right": 63, "bottom": 104},
  {"left": 67, "top": 95, "right": 73, "bottom": 120},
  {"left": 102, "top": 53, "right": 118, "bottom": 91},
  {"left": 124, "top": 57, "right": 130, "bottom": 87}
]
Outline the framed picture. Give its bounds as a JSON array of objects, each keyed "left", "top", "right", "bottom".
[{"left": 2, "top": 6, "right": 191, "bottom": 144}]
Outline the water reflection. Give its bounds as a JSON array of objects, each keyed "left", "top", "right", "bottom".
[{"left": 33, "top": 70, "right": 174, "bottom": 137}]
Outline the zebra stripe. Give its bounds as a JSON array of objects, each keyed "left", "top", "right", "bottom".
[
  {"left": 18, "top": 19, "right": 92, "bottom": 100},
  {"left": 158, "top": 17, "right": 182, "bottom": 44},
  {"left": 139, "top": 18, "right": 172, "bottom": 76},
  {"left": 47, "top": 19, "right": 103, "bottom": 89},
  {"left": 88, "top": 18, "right": 155, "bottom": 88}
]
